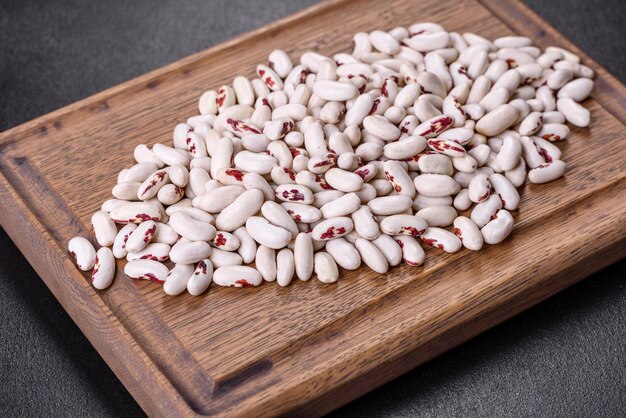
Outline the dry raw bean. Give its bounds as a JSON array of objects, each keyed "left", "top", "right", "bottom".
[
  {"left": 91, "top": 247, "right": 115, "bottom": 290},
  {"left": 383, "top": 135, "right": 426, "bottom": 160},
  {"left": 324, "top": 168, "right": 364, "bottom": 192},
  {"left": 505, "top": 157, "right": 527, "bottom": 188},
  {"left": 215, "top": 189, "right": 264, "bottom": 231},
  {"left": 101, "top": 199, "right": 128, "bottom": 213},
  {"left": 313, "top": 80, "right": 359, "bottom": 101},
  {"left": 281, "top": 202, "right": 322, "bottom": 223},
  {"left": 166, "top": 206, "right": 213, "bottom": 223},
  {"left": 383, "top": 160, "right": 416, "bottom": 197},
  {"left": 454, "top": 167, "right": 494, "bottom": 188},
  {"left": 296, "top": 170, "right": 332, "bottom": 193},
  {"left": 313, "top": 190, "right": 346, "bottom": 208},
  {"left": 518, "top": 111, "right": 543, "bottom": 136},
  {"left": 528, "top": 160, "right": 567, "bottom": 184},
  {"left": 125, "top": 220, "right": 157, "bottom": 253},
  {"left": 352, "top": 205, "right": 380, "bottom": 240},
  {"left": 414, "top": 115, "right": 454, "bottom": 138},
  {"left": 372, "top": 234, "right": 403, "bottom": 267},
  {"left": 354, "top": 163, "right": 378, "bottom": 182},
  {"left": 112, "top": 224, "right": 137, "bottom": 259},
  {"left": 187, "top": 259, "right": 213, "bottom": 296},
  {"left": 421, "top": 227, "right": 462, "bottom": 253},
  {"left": 190, "top": 156, "right": 212, "bottom": 172},
  {"left": 153, "top": 222, "right": 179, "bottom": 245},
  {"left": 127, "top": 243, "right": 170, "bottom": 262},
  {"left": 471, "top": 194, "right": 503, "bottom": 228},
  {"left": 152, "top": 144, "right": 189, "bottom": 167},
  {"left": 256, "top": 64, "right": 283, "bottom": 92},
  {"left": 557, "top": 78, "right": 594, "bottom": 102},
  {"left": 363, "top": 115, "right": 401, "bottom": 141},
  {"left": 475, "top": 104, "right": 518, "bottom": 136},
  {"left": 533, "top": 137, "right": 562, "bottom": 161},
  {"left": 168, "top": 165, "right": 189, "bottom": 188},
  {"left": 556, "top": 98, "right": 590, "bottom": 128},
  {"left": 441, "top": 96, "right": 466, "bottom": 128},
  {"left": 481, "top": 209, "right": 514, "bottom": 244},
  {"left": 276, "top": 249, "right": 295, "bottom": 287},
  {"left": 325, "top": 238, "right": 361, "bottom": 270},
  {"left": 314, "top": 252, "right": 339, "bottom": 283},
  {"left": 268, "top": 49, "right": 293, "bottom": 78},
  {"left": 170, "top": 211, "right": 216, "bottom": 242},
  {"left": 213, "top": 266, "right": 263, "bottom": 287},
  {"left": 112, "top": 182, "right": 140, "bottom": 201},
  {"left": 489, "top": 173, "right": 520, "bottom": 210},
  {"left": 188, "top": 168, "right": 211, "bottom": 197},
  {"left": 520, "top": 136, "right": 546, "bottom": 169},
  {"left": 148, "top": 198, "right": 170, "bottom": 222},
  {"left": 320, "top": 193, "right": 361, "bottom": 218},
  {"left": 233, "top": 227, "right": 256, "bottom": 264},
  {"left": 233, "top": 151, "right": 276, "bottom": 174},
  {"left": 169, "top": 241, "right": 211, "bottom": 264},
  {"left": 394, "top": 235, "right": 425, "bottom": 266},
  {"left": 427, "top": 137, "right": 466, "bottom": 158},
  {"left": 368, "top": 195, "right": 413, "bottom": 215},
  {"left": 294, "top": 233, "right": 314, "bottom": 281},
  {"left": 537, "top": 123, "right": 569, "bottom": 141},
  {"left": 255, "top": 245, "right": 277, "bottom": 282},
  {"left": 233, "top": 76, "right": 255, "bottom": 106},
  {"left": 354, "top": 183, "right": 377, "bottom": 203},
  {"left": 91, "top": 210, "right": 117, "bottom": 247},
  {"left": 311, "top": 217, "right": 353, "bottom": 240},
  {"left": 267, "top": 140, "right": 293, "bottom": 168},
  {"left": 452, "top": 189, "right": 472, "bottom": 211},
  {"left": 414, "top": 194, "right": 454, "bottom": 211},
  {"left": 417, "top": 153, "right": 454, "bottom": 175},
  {"left": 354, "top": 238, "right": 388, "bottom": 274},
  {"left": 414, "top": 174, "right": 460, "bottom": 197},
  {"left": 164, "top": 264, "right": 195, "bottom": 296},
  {"left": 453, "top": 216, "right": 483, "bottom": 251},
  {"left": 243, "top": 172, "right": 276, "bottom": 202},
  {"left": 275, "top": 184, "right": 315, "bottom": 203},
  {"left": 380, "top": 215, "right": 428, "bottom": 236},
  {"left": 210, "top": 247, "right": 243, "bottom": 268},
  {"left": 261, "top": 201, "right": 299, "bottom": 238},
  {"left": 452, "top": 154, "right": 478, "bottom": 173},
  {"left": 157, "top": 184, "right": 184, "bottom": 205},
  {"left": 437, "top": 127, "right": 474, "bottom": 145},
  {"left": 336, "top": 153, "right": 359, "bottom": 171},
  {"left": 496, "top": 134, "right": 522, "bottom": 171},
  {"left": 416, "top": 205, "right": 457, "bottom": 227},
  {"left": 124, "top": 259, "right": 169, "bottom": 284},
  {"left": 370, "top": 178, "right": 393, "bottom": 196},
  {"left": 124, "top": 162, "right": 159, "bottom": 183},
  {"left": 246, "top": 217, "right": 292, "bottom": 249},
  {"left": 198, "top": 90, "right": 218, "bottom": 115},
  {"left": 542, "top": 111, "right": 566, "bottom": 124},
  {"left": 137, "top": 168, "right": 169, "bottom": 200},
  {"left": 68, "top": 237, "right": 97, "bottom": 271},
  {"left": 211, "top": 231, "right": 240, "bottom": 252}
]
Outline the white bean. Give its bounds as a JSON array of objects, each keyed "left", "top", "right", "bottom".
[{"left": 68, "top": 237, "right": 97, "bottom": 271}]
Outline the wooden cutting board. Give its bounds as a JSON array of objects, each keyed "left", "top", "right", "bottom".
[{"left": 1, "top": 0, "right": 625, "bottom": 416}]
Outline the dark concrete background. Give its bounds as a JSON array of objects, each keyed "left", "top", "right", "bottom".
[{"left": 0, "top": 0, "right": 624, "bottom": 416}]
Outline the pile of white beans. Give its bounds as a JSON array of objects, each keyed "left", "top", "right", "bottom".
[{"left": 69, "top": 22, "right": 594, "bottom": 295}]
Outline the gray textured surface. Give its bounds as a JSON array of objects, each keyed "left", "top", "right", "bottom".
[{"left": 0, "top": 0, "right": 625, "bottom": 416}]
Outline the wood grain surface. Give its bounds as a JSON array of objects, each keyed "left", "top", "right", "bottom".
[{"left": 0, "top": 0, "right": 625, "bottom": 416}]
